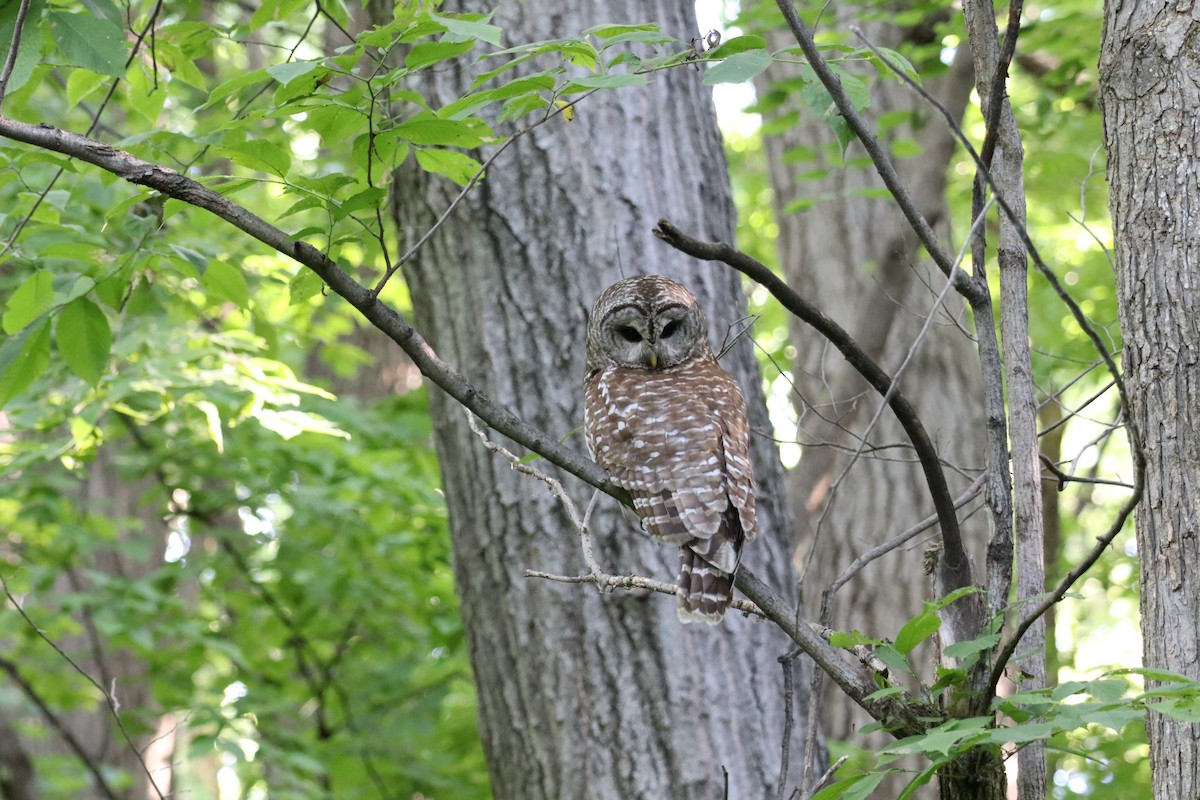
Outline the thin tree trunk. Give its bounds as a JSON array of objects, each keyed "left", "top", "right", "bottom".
[
  {"left": 958, "top": 0, "right": 1047, "bottom": 794},
  {"left": 390, "top": 1, "right": 820, "bottom": 798},
  {"left": 1100, "top": 4, "right": 1200, "bottom": 799}
]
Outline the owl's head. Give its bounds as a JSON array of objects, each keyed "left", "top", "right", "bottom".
[{"left": 585, "top": 275, "right": 712, "bottom": 372}]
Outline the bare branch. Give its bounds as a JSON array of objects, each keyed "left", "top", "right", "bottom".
[
  {"left": 821, "top": 474, "right": 988, "bottom": 622},
  {"left": 0, "top": 114, "right": 627, "bottom": 505},
  {"left": 770, "top": 0, "right": 980, "bottom": 303},
  {"left": 0, "top": 0, "right": 33, "bottom": 106},
  {"left": 800, "top": 755, "right": 848, "bottom": 800},
  {"left": 653, "top": 219, "right": 976, "bottom": 602},
  {"left": 0, "top": 657, "right": 121, "bottom": 800},
  {"left": 0, "top": 576, "right": 166, "bottom": 800}
]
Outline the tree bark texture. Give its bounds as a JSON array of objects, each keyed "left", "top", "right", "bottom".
[
  {"left": 391, "top": 2, "right": 820, "bottom": 798},
  {"left": 1100, "top": 4, "right": 1200, "bottom": 799},
  {"left": 754, "top": 7, "right": 984, "bottom": 793}
]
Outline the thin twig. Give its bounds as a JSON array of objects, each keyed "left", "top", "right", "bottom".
[
  {"left": 372, "top": 89, "right": 599, "bottom": 296},
  {"left": 801, "top": 196, "right": 993, "bottom": 585},
  {"left": 1, "top": 576, "right": 167, "bottom": 799},
  {"left": 0, "top": 0, "right": 33, "bottom": 106},
  {"left": 0, "top": 657, "right": 122, "bottom": 800},
  {"left": 821, "top": 474, "right": 987, "bottom": 621},
  {"left": 801, "top": 755, "right": 849, "bottom": 800},
  {"left": 776, "top": 653, "right": 797, "bottom": 800},
  {"left": 987, "top": 470, "right": 1143, "bottom": 696},
  {"left": 851, "top": 27, "right": 1138, "bottom": 450}
]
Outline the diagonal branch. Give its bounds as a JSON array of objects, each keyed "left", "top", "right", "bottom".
[
  {"left": 0, "top": 657, "right": 122, "bottom": 800},
  {"left": 772, "top": 0, "right": 982, "bottom": 305},
  {"left": 0, "top": 114, "right": 627, "bottom": 505},
  {"left": 652, "top": 219, "right": 976, "bottom": 604},
  {"left": 0, "top": 0, "right": 33, "bottom": 106}
]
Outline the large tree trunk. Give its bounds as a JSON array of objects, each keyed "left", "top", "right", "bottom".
[
  {"left": 390, "top": 1, "right": 819, "bottom": 798},
  {"left": 754, "top": 7, "right": 984, "bottom": 796},
  {"left": 1100, "top": 4, "right": 1200, "bottom": 799}
]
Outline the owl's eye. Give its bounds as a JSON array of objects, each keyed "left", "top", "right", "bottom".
[
  {"left": 616, "top": 326, "right": 642, "bottom": 343},
  {"left": 661, "top": 319, "right": 681, "bottom": 338}
]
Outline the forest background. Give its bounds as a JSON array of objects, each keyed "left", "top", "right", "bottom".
[{"left": 0, "top": 0, "right": 1194, "bottom": 798}]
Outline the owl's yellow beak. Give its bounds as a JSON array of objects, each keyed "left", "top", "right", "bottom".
[{"left": 642, "top": 341, "right": 658, "bottom": 369}]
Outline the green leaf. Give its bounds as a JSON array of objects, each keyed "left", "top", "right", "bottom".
[
  {"left": 48, "top": 11, "right": 127, "bottom": 77},
  {"left": 942, "top": 630, "right": 1001, "bottom": 660},
  {"left": 429, "top": 12, "right": 503, "bottom": 46},
  {"left": 66, "top": 68, "right": 109, "bottom": 105},
  {"left": 0, "top": 0, "right": 45, "bottom": 94},
  {"left": 828, "top": 629, "right": 879, "bottom": 648},
  {"left": 214, "top": 137, "right": 292, "bottom": 179},
  {"left": 288, "top": 268, "right": 324, "bottom": 305},
  {"left": 1151, "top": 695, "right": 1200, "bottom": 723},
  {"left": 406, "top": 39, "right": 476, "bottom": 70},
  {"left": 703, "top": 49, "right": 772, "bottom": 85},
  {"left": 266, "top": 59, "right": 319, "bottom": 86},
  {"left": 984, "top": 721, "right": 1056, "bottom": 745},
  {"left": 201, "top": 69, "right": 269, "bottom": 111},
  {"left": 334, "top": 187, "right": 388, "bottom": 220},
  {"left": 56, "top": 296, "right": 112, "bottom": 386},
  {"left": 895, "top": 607, "right": 941, "bottom": 655},
  {"left": 870, "top": 46, "right": 921, "bottom": 83},
  {"left": 394, "top": 114, "right": 492, "bottom": 147},
  {"left": 874, "top": 643, "right": 914, "bottom": 678},
  {"left": 863, "top": 685, "right": 907, "bottom": 702},
  {"left": 168, "top": 244, "right": 209, "bottom": 275},
  {"left": 3, "top": 270, "right": 55, "bottom": 334},
  {"left": 810, "top": 771, "right": 889, "bottom": 800},
  {"left": 707, "top": 35, "right": 768, "bottom": 59},
  {"left": 582, "top": 23, "right": 660, "bottom": 39},
  {"left": 203, "top": 260, "right": 251, "bottom": 307},
  {"left": 499, "top": 93, "right": 548, "bottom": 123},
  {"left": 0, "top": 319, "right": 52, "bottom": 407},
  {"left": 561, "top": 73, "right": 647, "bottom": 92},
  {"left": 415, "top": 149, "right": 483, "bottom": 186},
  {"left": 256, "top": 409, "right": 349, "bottom": 440}
]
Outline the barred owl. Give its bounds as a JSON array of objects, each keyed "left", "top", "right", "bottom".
[{"left": 584, "top": 275, "right": 756, "bottom": 624}]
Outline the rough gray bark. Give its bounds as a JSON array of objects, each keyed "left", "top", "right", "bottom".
[
  {"left": 390, "top": 2, "right": 819, "bottom": 798},
  {"left": 1100, "top": 4, "right": 1200, "bottom": 799},
  {"left": 754, "top": 8, "right": 983, "bottom": 794}
]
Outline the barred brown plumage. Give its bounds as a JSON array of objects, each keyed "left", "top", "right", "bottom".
[{"left": 583, "top": 275, "right": 756, "bottom": 624}]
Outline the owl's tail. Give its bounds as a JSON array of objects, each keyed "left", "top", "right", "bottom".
[{"left": 676, "top": 546, "right": 736, "bottom": 624}]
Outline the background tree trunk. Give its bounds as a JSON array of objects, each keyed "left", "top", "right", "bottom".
[
  {"left": 389, "top": 1, "right": 821, "bottom": 798},
  {"left": 753, "top": 8, "right": 984, "bottom": 795},
  {"left": 1100, "top": 4, "right": 1200, "bottom": 799}
]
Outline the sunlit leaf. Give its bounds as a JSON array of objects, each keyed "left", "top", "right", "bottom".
[
  {"left": 3, "top": 270, "right": 55, "bottom": 334},
  {"left": 0, "top": 320, "right": 52, "bottom": 407},
  {"left": 415, "top": 148, "right": 483, "bottom": 186},
  {"left": 703, "top": 49, "right": 772, "bottom": 85},
  {"left": 56, "top": 296, "right": 112, "bottom": 386},
  {"left": 48, "top": 11, "right": 127, "bottom": 77}
]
